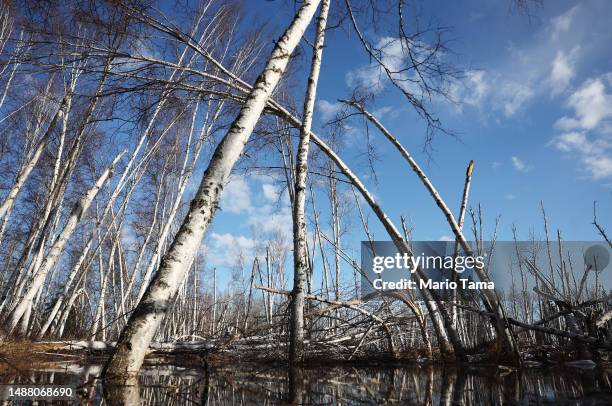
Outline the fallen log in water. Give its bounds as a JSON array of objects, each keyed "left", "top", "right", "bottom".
[
  {"left": 57, "top": 338, "right": 281, "bottom": 354},
  {"left": 33, "top": 363, "right": 205, "bottom": 379},
  {"left": 27, "top": 332, "right": 401, "bottom": 364}
]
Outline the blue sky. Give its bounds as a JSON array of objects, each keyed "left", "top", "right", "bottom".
[{"left": 199, "top": 0, "right": 612, "bottom": 291}]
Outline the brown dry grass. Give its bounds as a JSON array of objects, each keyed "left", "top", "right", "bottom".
[{"left": 0, "top": 340, "right": 68, "bottom": 373}]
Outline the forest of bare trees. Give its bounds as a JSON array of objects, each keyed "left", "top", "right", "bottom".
[{"left": 0, "top": 0, "right": 610, "bottom": 402}]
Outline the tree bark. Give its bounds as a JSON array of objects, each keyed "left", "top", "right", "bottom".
[{"left": 134, "top": 101, "right": 219, "bottom": 304}]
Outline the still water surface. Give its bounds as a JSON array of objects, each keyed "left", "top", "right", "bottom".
[{"left": 1, "top": 361, "right": 611, "bottom": 404}]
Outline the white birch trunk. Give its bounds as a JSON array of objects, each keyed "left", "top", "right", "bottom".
[
  {"left": 37, "top": 237, "right": 93, "bottom": 338},
  {"left": 56, "top": 288, "right": 84, "bottom": 339},
  {"left": 290, "top": 0, "right": 330, "bottom": 364},
  {"left": 104, "top": 0, "right": 321, "bottom": 382},
  {"left": 211, "top": 267, "right": 217, "bottom": 335},
  {"left": 305, "top": 131, "right": 456, "bottom": 354},
  {"left": 134, "top": 103, "right": 209, "bottom": 302},
  {"left": 92, "top": 235, "right": 118, "bottom": 341},
  {"left": 0, "top": 91, "right": 73, "bottom": 221},
  {"left": 123, "top": 179, "right": 162, "bottom": 307},
  {"left": 0, "top": 29, "right": 20, "bottom": 112},
  {"left": 451, "top": 161, "right": 474, "bottom": 328},
  {"left": 3, "top": 150, "right": 125, "bottom": 334}
]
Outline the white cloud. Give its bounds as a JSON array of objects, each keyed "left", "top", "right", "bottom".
[
  {"left": 584, "top": 154, "right": 612, "bottom": 180},
  {"left": 207, "top": 233, "right": 256, "bottom": 266},
  {"left": 505, "top": 193, "right": 516, "bottom": 200},
  {"left": 498, "top": 82, "right": 534, "bottom": 117},
  {"left": 450, "top": 70, "right": 489, "bottom": 111},
  {"left": 563, "top": 77, "right": 612, "bottom": 130},
  {"left": 511, "top": 156, "right": 531, "bottom": 173},
  {"left": 372, "top": 106, "right": 398, "bottom": 120},
  {"left": 451, "top": 3, "right": 612, "bottom": 119},
  {"left": 203, "top": 175, "right": 294, "bottom": 271},
  {"left": 345, "top": 64, "right": 384, "bottom": 93},
  {"left": 550, "top": 5, "right": 579, "bottom": 39},
  {"left": 345, "top": 38, "right": 394, "bottom": 91},
  {"left": 554, "top": 116, "right": 582, "bottom": 131},
  {"left": 219, "top": 175, "right": 292, "bottom": 239},
  {"left": 345, "top": 36, "right": 434, "bottom": 97},
  {"left": 220, "top": 175, "right": 251, "bottom": 214},
  {"left": 463, "top": 71, "right": 489, "bottom": 107},
  {"left": 316, "top": 99, "right": 341, "bottom": 122},
  {"left": 551, "top": 131, "right": 588, "bottom": 152},
  {"left": 550, "top": 47, "right": 579, "bottom": 94},
  {"left": 550, "top": 74, "right": 612, "bottom": 180},
  {"left": 438, "top": 235, "right": 454, "bottom": 242},
  {"left": 450, "top": 70, "right": 533, "bottom": 117},
  {"left": 247, "top": 204, "right": 293, "bottom": 239},
  {"left": 550, "top": 131, "right": 612, "bottom": 180},
  {"left": 262, "top": 183, "right": 279, "bottom": 202}
]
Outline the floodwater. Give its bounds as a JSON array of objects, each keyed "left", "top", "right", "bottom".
[{"left": 0, "top": 360, "right": 611, "bottom": 405}]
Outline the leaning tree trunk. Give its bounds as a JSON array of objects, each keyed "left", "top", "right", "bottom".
[
  {"left": 37, "top": 237, "right": 93, "bottom": 338},
  {"left": 0, "top": 90, "right": 73, "bottom": 221},
  {"left": 342, "top": 100, "right": 518, "bottom": 362},
  {"left": 133, "top": 102, "right": 217, "bottom": 304},
  {"left": 308, "top": 132, "right": 458, "bottom": 355},
  {"left": 2, "top": 151, "right": 125, "bottom": 334},
  {"left": 103, "top": 0, "right": 321, "bottom": 383},
  {"left": 290, "top": 0, "right": 330, "bottom": 365}
]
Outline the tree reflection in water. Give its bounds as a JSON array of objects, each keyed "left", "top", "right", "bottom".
[{"left": 0, "top": 362, "right": 610, "bottom": 404}]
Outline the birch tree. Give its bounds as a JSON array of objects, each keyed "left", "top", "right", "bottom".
[
  {"left": 290, "top": 0, "right": 330, "bottom": 365},
  {"left": 37, "top": 236, "right": 93, "bottom": 338},
  {"left": 114, "top": 22, "right": 459, "bottom": 354},
  {"left": 104, "top": 0, "right": 322, "bottom": 382},
  {"left": 2, "top": 150, "right": 125, "bottom": 334},
  {"left": 0, "top": 90, "right": 74, "bottom": 221}
]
